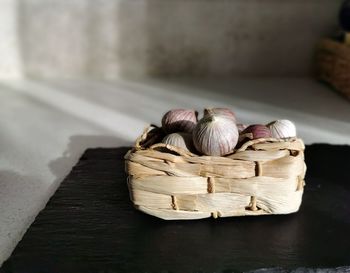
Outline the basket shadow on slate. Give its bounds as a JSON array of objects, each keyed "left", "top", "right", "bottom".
[{"left": 1, "top": 145, "right": 350, "bottom": 273}]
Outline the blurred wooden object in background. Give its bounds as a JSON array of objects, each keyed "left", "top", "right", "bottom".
[{"left": 315, "top": 38, "right": 350, "bottom": 100}]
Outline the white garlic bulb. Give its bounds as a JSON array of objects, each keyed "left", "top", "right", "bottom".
[
  {"left": 162, "top": 133, "right": 195, "bottom": 153},
  {"left": 193, "top": 114, "right": 239, "bottom": 156},
  {"left": 267, "top": 119, "right": 297, "bottom": 138}
]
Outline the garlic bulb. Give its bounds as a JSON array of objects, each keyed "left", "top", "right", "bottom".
[
  {"left": 193, "top": 114, "right": 239, "bottom": 156},
  {"left": 162, "top": 109, "right": 198, "bottom": 133},
  {"left": 267, "top": 119, "right": 297, "bottom": 138},
  {"left": 162, "top": 133, "right": 195, "bottom": 153},
  {"left": 237, "top": 123, "right": 248, "bottom": 133},
  {"left": 242, "top": 124, "right": 271, "bottom": 139},
  {"left": 204, "top": 107, "right": 236, "bottom": 121}
]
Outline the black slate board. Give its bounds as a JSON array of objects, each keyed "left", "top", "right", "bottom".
[{"left": 1, "top": 145, "right": 350, "bottom": 273}]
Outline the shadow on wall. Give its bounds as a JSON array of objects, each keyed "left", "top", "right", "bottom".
[{"left": 14, "top": 0, "right": 342, "bottom": 79}]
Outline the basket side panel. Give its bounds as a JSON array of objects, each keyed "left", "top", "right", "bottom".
[{"left": 125, "top": 138, "right": 306, "bottom": 219}]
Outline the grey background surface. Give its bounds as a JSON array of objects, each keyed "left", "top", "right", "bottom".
[{"left": 0, "top": 0, "right": 343, "bottom": 79}]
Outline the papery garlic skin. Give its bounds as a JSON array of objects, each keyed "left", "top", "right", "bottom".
[
  {"left": 162, "top": 109, "right": 198, "bottom": 134},
  {"left": 237, "top": 123, "right": 248, "bottom": 133},
  {"left": 162, "top": 133, "right": 195, "bottom": 152},
  {"left": 267, "top": 119, "right": 297, "bottom": 138},
  {"left": 204, "top": 107, "right": 236, "bottom": 121},
  {"left": 242, "top": 124, "right": 271, "bottom": 139},
  {"left": 193, "top": 115, "right": 239, "bottom": 156}
]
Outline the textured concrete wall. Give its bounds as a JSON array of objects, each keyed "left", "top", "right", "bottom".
[{"left": 0, "top": 0, "right": 343, "bottom": 79}]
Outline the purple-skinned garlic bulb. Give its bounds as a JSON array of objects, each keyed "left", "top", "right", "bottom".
[
  {"left": 162, "top": 133, "right": 195, "bottom": 153},
  {"left": 241, "top": 124, "right": 272, "bottom": 140},
  {"left": 204, "top": 107, "right": 236, "bottom": 121},
  {"left": 193, "top": 114, "right": 239, "bottom": 156},
  {"left": 161, "top": 109, "right": 198, "bottom": 134}
]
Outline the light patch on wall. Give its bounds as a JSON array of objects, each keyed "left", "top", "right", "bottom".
[{"left": 0, "top": 0, "right": 22, "bottom": 79}]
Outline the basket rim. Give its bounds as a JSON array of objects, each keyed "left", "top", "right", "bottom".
[{"left": 128, "top": 125, "right": 305, "bottom": 159}]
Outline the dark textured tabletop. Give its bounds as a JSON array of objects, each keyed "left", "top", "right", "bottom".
[{"left": 1, "top": 144, "right": 350, "bottom": 273}]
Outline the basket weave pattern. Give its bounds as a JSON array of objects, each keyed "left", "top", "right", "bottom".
[
  {"left": 316, "top": 39, "right": 350, "bottom": 100},
  {"left": 125, "top": 126, "right": 306, "bottom": 220}
]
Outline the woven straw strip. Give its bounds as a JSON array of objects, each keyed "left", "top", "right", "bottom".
[
  {"left": 255, "top": 162, "right": 262, "bottom": 176},
  {"left": 250, "top": 196, "right": 258, "bottom": 211},
  {"left": 207, "top": 177, "right": 215, "bottom": 193},
  {"left": 227, "top": 150, "right": 290, "bottom": 161},
  {"left": 171, "top": 196, "right": 178, "bottom": 210}
]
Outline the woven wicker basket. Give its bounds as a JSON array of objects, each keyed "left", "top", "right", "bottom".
[
  {"left": 124, "top": 126, "right": 306, "bottom": 220},
  {"left": 315, "top": 38, "right": 350, "bottom": 100}
]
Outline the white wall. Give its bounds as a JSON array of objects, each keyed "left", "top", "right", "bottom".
[
  {"left": 0, "top": 0, "right": 341, "bottom": 79},
  {"left": 0, "top": 0, "right": 342, "bottom": 79}
]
